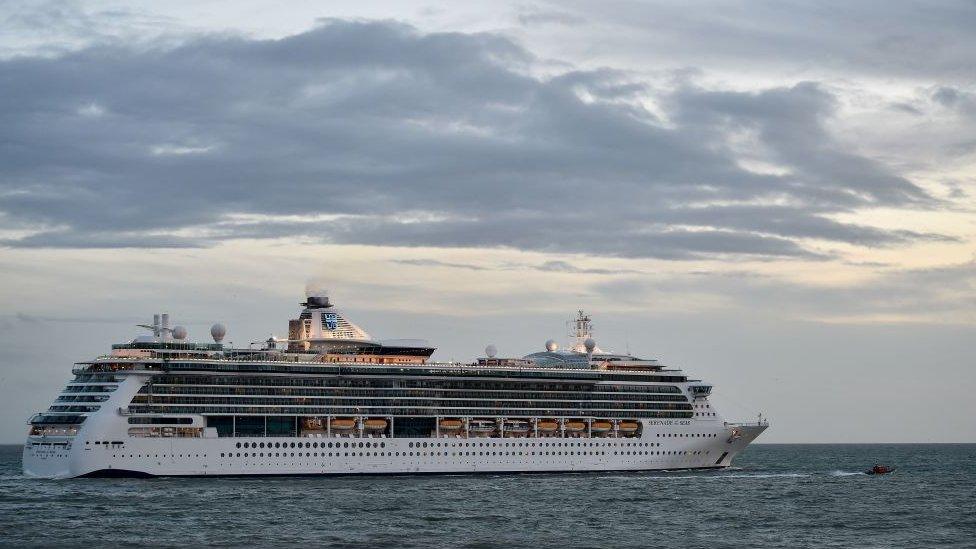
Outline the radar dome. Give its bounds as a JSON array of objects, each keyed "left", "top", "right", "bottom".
[
  {"left": 172, "top": 325, "right": 188, "bottom": 340},
  {"left": 545, "top": 339, "right": 558, "bottom": 352},
  {"left": 584, "top": 338, "right": 596, "bottom": 352},
  {"left": 210, "top": 323, "right": 227, "bottom": 343},
  {"left": 485, "top": 344, "right": 497, "bottom": 358}
]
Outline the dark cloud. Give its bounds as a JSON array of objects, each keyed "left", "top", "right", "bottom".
[{"left": 0, "top": 20, "right": 944, "bottom": 258}]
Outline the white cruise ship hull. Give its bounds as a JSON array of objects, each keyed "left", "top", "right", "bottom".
[{"left": 23, "top": 421, "right": 766, "bottom": 478}]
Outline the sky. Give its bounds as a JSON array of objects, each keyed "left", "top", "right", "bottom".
[{"left": 0, "top": 0, "right": 974, "bottom": 444}]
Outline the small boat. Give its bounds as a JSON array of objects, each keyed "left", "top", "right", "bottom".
[
  {"left": 591, "top": 420, "right": 612, "bottom": 433},
  {"left": 439, "top": 419, "right": 464, "bottom": 432},
  {"left": 536, "top": 420, "right": 559, "bottom": 433},
  {"left": 865, "top": 464, "right": 895, "bottom": 475},
  {"left": 329, "top": 418, "right": 357, "bottom": 431},
  {"left": 618, "top": 420, "right": 640, "bottom": 434},
  {"left": 363, "top": 418, "right": 388, "bottom": 431},
  {"left": 564, "top": 421, "right": 586, "bottom": 433}
]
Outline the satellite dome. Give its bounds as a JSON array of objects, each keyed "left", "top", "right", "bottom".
[
  {"left": 210, "top": 323, "right": 227, "bottom": 343},
  {"left": 172, "top": 325, "right": 188, "bottom": 340},
  {"left": 584, "top": 338, "right": 596, "bottom": 352},
  {"left": 545, "top": 339, "right": 558, "bottom": 352},
  {"left": 485, "top": 344, "right": 497, "bottom": 358}
]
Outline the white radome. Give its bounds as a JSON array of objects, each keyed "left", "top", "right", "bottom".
[
  {"left": 545, "top": 339, "right": 558, "bottom": 352},
  {"left": 485, "top": 344, "right": 497, "bottom": 358},
  {"left": 210, "top": 323, "right": 227, "bottom": 343},
  {"left": 171, "top": 326, "right": 188, "bottom": 340},
  {"left": 584, "top": 338, "right": 596, "bottom": 352}
]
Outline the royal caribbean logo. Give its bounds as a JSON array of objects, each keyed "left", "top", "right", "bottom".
[{"left": 324, "top": 312, "right": 338, "bottom": 331}]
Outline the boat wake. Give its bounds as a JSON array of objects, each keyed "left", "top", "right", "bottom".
[{"left": 829, "top": 470, "right": 866, "bottom": 477}]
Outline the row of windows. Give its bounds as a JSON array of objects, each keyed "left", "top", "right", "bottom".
[
  {"left": 131, "top": 395, "right": 691, "bottom": 411},
  {"left": 128, "top": 405, "right": 693, "bottom": 419},
  {"left": 143, "top": 385, "right": 688, "bottom": 401},
  {"left": 111, "top": 449, "right": 708, "bottom": 461},
  {"left": 63, "top": 385, "right": 117, "bottom": 393},
  {"left": 56, "top": 395, "right": 110, "bottom": 402},
  {"left": 69, "top": 374, "right": 121, "bottom": 383},
  {"left": 146, "top": 375, "right": 683, "bottom": 394},
  {"left": 155, "top": 363, "right": 688, "bottom": 384},
  {"left": 47, "top": 405, "right": 101, "bottom": 413},
  {"left": 214, "top": 449, "right": 705, "bottom": 459},
  {"left": 235, "top": 439, "right": 663, "bottom": 450}
]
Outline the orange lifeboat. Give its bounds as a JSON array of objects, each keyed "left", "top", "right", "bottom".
[
  {"left": 564, "top": 421, "right": 586, "bottom": 433},
  {"left": 536, "top": 420, "right": 559, "bottom": 433},
  {"left": 591, "top": 420, "right": 612, "bottom": 433},
  {"left": 363, "top": 418, "right": 388, "bottom": 431},
  {"left": 618, "top": 420, "right": 640, "bottom": 434},
  {"left": 329, "top": 418, "right": 356, "bottom": 431},
  {"left": 439, "top": 419, "right": 464, "bottom": 431}
]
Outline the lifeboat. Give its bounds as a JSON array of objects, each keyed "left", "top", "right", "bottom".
[
  {"left": 439, "top": 419, "right": 464, "bottom": 432},
  {"left": 363, "top": 418, "right": 388, "bottom": 431},
  {"left": 329, "top": 418, "right": 357, "bottom": 431},
  {"left": 564, "top": 421, "right": 586, "bottom": 433},
  {"left": 468, "top": 419, "right": 496, "bottom": 436},
  {"left": 865, "top": 464, "right": 896, "bottom": 475},
  {"left": 504, "top": 419, "right": 530, "bottom": 433},
  {"left": 536, "top": 420, "right": 559, "bottom": 433},
  {"left": 591, "top": 420, "right": 613, "bottom": 434},
  {"left": 618, "top": 420, "right": 640, "bottom": 434},
  {"left": 302, "top": 417, "right": 324, "bottom": 430}
]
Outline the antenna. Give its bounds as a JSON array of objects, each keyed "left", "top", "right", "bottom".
[{"left": 567, "top": 310, "right": 594, "bottom": 353}]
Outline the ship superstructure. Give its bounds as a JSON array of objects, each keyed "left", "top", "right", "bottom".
[{"left": 23, "top": 292, "right": 767, "bottom": 478}]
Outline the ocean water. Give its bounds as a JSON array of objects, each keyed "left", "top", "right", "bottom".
[{"left": 0, "top": 444, "right": 973, "bottom": 548}]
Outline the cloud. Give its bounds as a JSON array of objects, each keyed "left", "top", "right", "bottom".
[
  {"left": 590, "top": 256, "right": 976, "bottom": 323},
  {"left": 391, "top": 259, "right": 492, "bottom": 271},
  {"left": 550, "top": 0, "right": 976, "bottom": 81},
  {"left": 517, "top": 10, "right": 585, "bottom": 27},
  {"left": 0, "top": 19, "right": 947, "bottom": 259},
  {"left": 533, "top": 260, "right": 643, "bottom": 275},
  {"left": 391, "top": 258, "right": 642, "bottom": 274}
]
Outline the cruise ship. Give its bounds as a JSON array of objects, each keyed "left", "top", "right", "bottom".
[{"left": 23, "top": 292, "right": 768, "bottom": 478}]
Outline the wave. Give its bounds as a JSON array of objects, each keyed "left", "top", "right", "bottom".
[{"left": 829, "top": 470, "right": 865, "bottom": 476}]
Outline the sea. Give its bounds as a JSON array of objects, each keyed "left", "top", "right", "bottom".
[{"left": 0, "top": 444, "right": 973, "bottom": 548}]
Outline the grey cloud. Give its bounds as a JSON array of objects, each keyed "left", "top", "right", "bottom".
[
  {"left": 0, "top": 19, "right": 945, "bottom": 259},
  {"left": 592, "top": 258, "right": 976, "bottom": 322},
  {"left": 391, "top": 258, "right": 641, "bottom": 275},
  {"left": 391, "top": 259, "right": 491, "bottom": 271},
  {"left": 932, "top": 86, "right": 976, "bottom": 117},
  {"left": 553, "top": 0, "right": 976, "bottom": 81},
  {"left": 533, "top": 260, "right": 642, "bottom": 275},
  {"left": 517, "top": 10, "right": 585, "bottom": 27}
]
